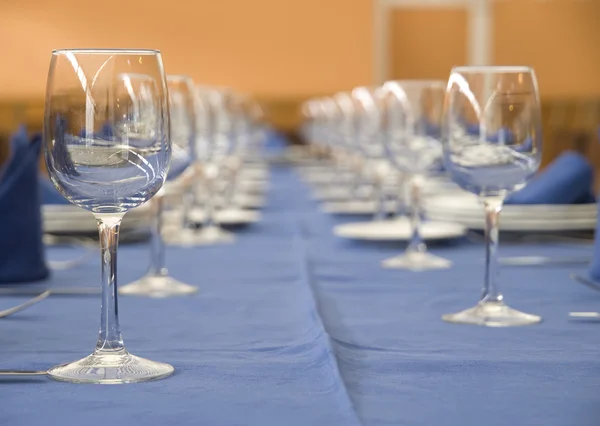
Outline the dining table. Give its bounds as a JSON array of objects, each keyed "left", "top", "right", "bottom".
[{"left": 1, "top": 162, "right": 598, "bottom": 426}]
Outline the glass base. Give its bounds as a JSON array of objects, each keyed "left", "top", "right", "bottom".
[
  {"left": 442, "top": 301, "right": 542, "bottom": 327},
  {"left": 47, "top": 349, "right": 174, "bottom": 384},
  {"left": 381, "top": 251, "right": 452, "bottom": 271},
  {"left": 120, "top": 274, "right": 198, "bottom": 298},
  {"left": 164, "top": 226, "right": 234, "bottom": 247}
]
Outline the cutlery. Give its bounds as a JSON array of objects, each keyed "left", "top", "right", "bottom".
[
  {"left": 569, "top": 312, "right": 600, "bottom": 318},
  {"left": 0, "top": 291, "right": 51, "bottom": 318},
  {"left": 0, "top": 287, "right": 98, "bottom": 297},
  {"left": 500, "top": 256, "right": 591, "bottom": 266},
  {"left": 569, "top": 273, "right": 600, "bottom": 292},
  {"left": 467, "top": 231, "right": 593, "bottom": 245},
  {"left": 44, "top": 234, "right": 96, "bottom": 270},
  {"left": 0, "top": 370, "right": 47, "bottom": 376}
]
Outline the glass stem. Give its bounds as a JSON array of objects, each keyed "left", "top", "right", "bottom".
[
  {"left": 181, "top": 183, "right": 194, "bottom": 230},
  {"left": 149, "top": 194, "right": 167, "bottom": 276},
  {"left": 95, "top": 214, "right": 125, "bottom": 353},
  {"left": 351, "top": 160, "right": 365, "bottom": 199},
  {"left": 373, "top": 180, "right": 386, "bottom": 221},
  {"left": 394, "top": 173, "right": 407, "bottom": 219},
  {"left": 203, "top": 175, "right": 219, "bottom": 229},
  {"left": 482, "top": 198, "right": 504, "bottom": 303},
  {"left": 407, "top": 175, "right": 426, "bottom": 254},
  {"left": 225, "top": 167, "right": 239, "bottom": 209}
]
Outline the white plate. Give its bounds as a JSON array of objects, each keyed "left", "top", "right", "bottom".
[
  {"left": 426, "top": 193, "right": 596, "bottom": 216},
  {"left": 43, "top": 204, "right": 151, "bottom": 234},
  {"left": 43, "top": 204, "right": 150, "bottom": 221},
  {"left": 188, "top": 208, "right": 261, "bottom": 225},
  {"left": 313, "top": 177, "right": 460, "bottom": 202},
  {"left": 334, "top": 219, "right": 467, "bottom": 241},
  {"left": 302, "top": 171, "right": 354, "bottom": 185},
  {"left": 322, "top": 200, "right": 398, "bottom": 215},
  {"left": 210, "top": 180, "right": 269, "bottom": 196},
  {"left": 44, "top": 213, "right": 150, "bottom": 234},
  {"left": 215, "top": 194, "right": 265, "bottom": 209},
  {"left": 239, "top": 167, "right": 269, "bottom": 181},
  {"left": 424, "top": 193, "right": 597, "bottom": 229},
  {"left": 426, "top": 210, "right": 597, "bottom": 231},
  {"left": 313, "top": 186, "right": 373, "bottom": 202},
  {"left": 192, "top": 193, "right": 265, "bottom": 210}
]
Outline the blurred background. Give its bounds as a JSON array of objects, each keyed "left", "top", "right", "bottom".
[{"left": 0, "top": 0, "right": 598, "bottom": 170}]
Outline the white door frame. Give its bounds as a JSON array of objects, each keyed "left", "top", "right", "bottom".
[{"left": 373, "top": 0, "right": 492, "bottom": 84}]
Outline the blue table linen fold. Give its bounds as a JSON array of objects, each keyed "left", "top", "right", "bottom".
[
  {"left": 0, "top": 166, "right": 360, "bottom": 426},
  {"left": 2, "top": 165, "right": 599, "bottom": 425}
]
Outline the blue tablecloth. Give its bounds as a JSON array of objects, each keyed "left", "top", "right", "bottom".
[{"left": 1, "top": 165, "right": 599, "bottom": 426}]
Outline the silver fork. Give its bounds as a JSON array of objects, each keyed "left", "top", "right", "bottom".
[
  {"left": 500, "top": 256, "right": 592, "bottom": 266},
  {"left": 0, "top": 370, "right": 47, "bottom": 376},
  {"left": 44, "top": 234, "right": 96, "bottom": 270},
  {"left": 0, "top": 291, "right": 51, "bottom": 319},
  {"left": 569, "top": 273, "right": 600, "bottom": 292}
]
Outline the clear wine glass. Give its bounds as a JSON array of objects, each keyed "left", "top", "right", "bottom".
[
  {"left": 120, "top": 74, "right": 198, "bottom": 297},
  {"left": 320, "top": 96, "right": 357, "bottom": 193},
  {"left": 44, "top": 49, "right": 174, "bottom": 383},
  {"left": 441, "top": 66, "right": 542, "bottom": 327},
  {"left": 220, "top": 93, "right": 251, "bottom": 210},
  {"left": 186, "top": 86, "right": 238, "bottom": 245},
  {"left": 351, "top": 87, "right": 399, "bottom": 220},
  {"left": 380, "top": 80, "right": 452, "bottom": 271}
]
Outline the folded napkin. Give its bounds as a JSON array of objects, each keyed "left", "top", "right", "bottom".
[
  {"left": 506, "top": 151, "right": 595, "bottom": 205},
  {"left": 0, "top": 127, "right": 49, "bottom": 283},
  {"left": 588, "top": 128, "right": 600, "bottom": 279},
  {"left": 589, "top": 211, "right": 600, "bottom": 280}
]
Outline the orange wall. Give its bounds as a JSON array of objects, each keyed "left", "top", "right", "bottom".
[
  {"left": 0, "top": 0, "right": 598, "bottom": 101},
  {"left": 493, "top": 0, "right": 600, "bottom": 99},
  {"left": 389, "top": 0, "right": 600, "bottom": 100},
  {"left": 390, "top": 8, "right": 468, "bottom": 81},
  {"left": 0, "top": 0, "right": 373, "bottom": 99}
]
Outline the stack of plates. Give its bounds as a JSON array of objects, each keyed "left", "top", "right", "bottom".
[
  {"left": 424, "top": 193, "right": 597, "bottom": 231},
  {"left": 43, "top": 204, "right": 152, "bottom": 235}
]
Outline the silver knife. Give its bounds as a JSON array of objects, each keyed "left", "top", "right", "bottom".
[
  {"left": 0, "top": 287, "right": 99, "bottom": 296},
  {"left": 499, "top": 256, "right": 591, "bottom": 266},
  {"left": 0, "top": 370, "right": 47, "bottom": 376}
]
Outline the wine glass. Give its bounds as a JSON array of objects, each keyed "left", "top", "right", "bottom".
[
  {"left": 441, "top": 66, "right": 542, "bottom": 326},
  {"left": 120, "top": 74, "right": 198, "bottom": 297},
  {"left": 186, "top": 87, "right": 238, "bottom": 245},
  {"left": 220, "top": 93, "right": 251, "bottom": 210},
  {"left": 350, "top": 87, "right": 400, "bottom": 221},
  {"left": 380, "top": 80, "right": 452, "bottom": 271},
  {"left": 44, "top": 49, "right": 174, "bottom": 383}
]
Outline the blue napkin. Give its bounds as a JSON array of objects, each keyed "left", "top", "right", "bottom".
[
  {"left": 39, "top": 176, "right": 69, "bottom": 204},
  {"left": 589, "top": 208, "right": 600, "bottom": 280},
  {"left": 589, "top": 130, "right": 600, "bottom": 279},
  {"left": 505, "top": 151, "right": 595, "bottom": 205},
  {"left": 0, "top": 128, "right": 49, "bottom": 283}
]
